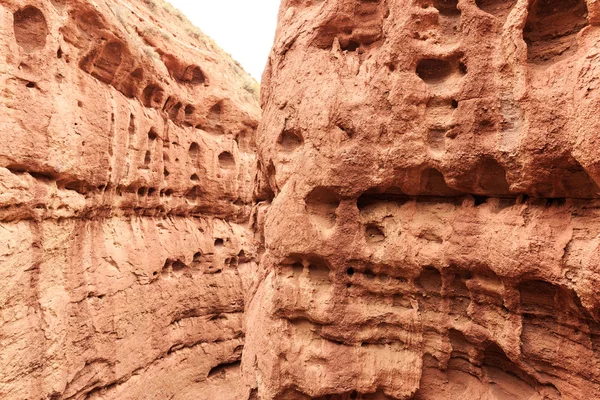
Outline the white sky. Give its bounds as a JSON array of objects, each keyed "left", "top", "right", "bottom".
[{"left": 168, "top": 0, "right": 281, "bottom": 81}]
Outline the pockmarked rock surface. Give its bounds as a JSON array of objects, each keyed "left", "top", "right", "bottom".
[
  {"left": 0, "top": 0, "right": 260, "bottom": 398},
  {"left": 5, "top": 0, "right": 600, "bottom": 398},
  {"left": 242, "top": 0, "right": 600, "bottom": 398}
]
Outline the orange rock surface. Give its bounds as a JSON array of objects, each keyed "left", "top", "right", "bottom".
[
  {"left": 243, "top": 0, "right": 600, "bottom": 398},
  {"left": 4, "top": 0, "right": 600, "bottom": 399},
  {"left": 1, "top": 0, "right": 259, "bottom": 398}
]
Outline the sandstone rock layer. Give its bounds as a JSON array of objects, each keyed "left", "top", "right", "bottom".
[
  {"left": 0, "top": 0, "right": 259, "bottom": 398},
  {"left": 5, "top": 0, "right": 600, "bottom": 399},
  {"left": 243, "top": 0, "right": 600, "bottom": 398}
]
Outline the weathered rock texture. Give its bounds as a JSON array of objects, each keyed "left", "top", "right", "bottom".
[
  {"left": 0, "top": 0, "right": 260, "bottom": 398},
  {"left": 6, "top": 0, "right": 600, "bottom": 398},
  {"left": 244, "top": 0, "right": 600, "bottom": 398}
]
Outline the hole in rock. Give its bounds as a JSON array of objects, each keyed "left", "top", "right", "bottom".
[
  {"left": 168, "top": 102, "right": 182, "bottom": 122},
  {"left": 347, "top": 267, "right": 355, "bottom": 276},
  {"left": 447, "top": 268, "right": 472, "bottom": 314},
  {"left": 188, "top": 142, "right": 200, "bottom": 157},
  {"left": 305, "top": 187, "right": 341, "bottom": 229},
  {"left": 249, "top": 389, "right": 258, "bottom": 400},
  {"left": 130, "top": 68, "right": 143, "bottom": 80},
  {"left": 90, "top": 41, "right": 123, "bottom": 84},
  {"left": 482, "top": 343, "right": 538, "bottom": 396},
  {"left": 365, "top": 224, "right": 385, "bottom": 243},
  {"left": 26, "top": 82, "right": 36, "bottom": 88},
  {"left": 122, "top": 68, "right": 144, "bottom": 98},
  {"left": 218, "top": 152, "right": 235, "bottom": 169},
  {"left": 183, "top": 65, "right": 206, "bottom": 85},
  {"left": 416, "top": 59, "right": 454, "bottom": 85},
  {"left": 148, "top": 129, "right": 158, "bottom": 140},
  {"left": 64, "top": 180, "right": 87, "bottom": 194},
  {"left": 144, "top": 151, "right": 151, "bottom": 165},
  {"left": 523, "top": 0, "right": 588, "bottom": 65},
  {"left": 128, "top": 114, "right": 135, "bottom": 135},
  {"left": 208, "top": 102, "right": 222, "bottom": 121},
  {"left": 214, "top": 238, "right": 224, "bottom": 248},
  {"left": 193, "top": 252, "right": 201, "bottom": 262},
  {"left": 447, "top": 329, "right": 473, "bottom": 371},
  {"left": 558, "top": 157, "right": 600, "bottom": 198},
  {"left": 336, "top": 122, "right": 356, "bottom": 138},
  {"left": 142, "top": 84, "right": 164, "bottom": 108},
  {"left": 478, "top": 158, "right": 511, "bottom": 195},
  {"left": 518, "top": 280, "right": 556, "bottom": 315},
  {"left": 207, "top": 361, "right": 241, "bottom": 378},
  {"left": 420, "top": 168, "right": 461, "bottom": 196},
  {"left": 278, "top": 128, "right": 303, "bottom": 152},
  {"left": 190, "top": 174, "right": 199, "bottom": 182},
  {"left": 357, "top": 187, "right": 408, "bottom": 212},
  {"left": 433, "top": 0, "right": 460, "bottom": 15},
  {"left": 473, "top": 195, "right": 488, "bottom": 206},
  {"left": 546, "top": 198, "right": 566, "bottom": 207},
  {"left": 343, "top": 40, "right": 361, "bottom": 52},
  {"left": 172, "top": 260, "right": 186, "bottom": 273},
  {"left": 290, "top": 262, "right": 304, "bottom": 276},
  {"left": 185, "top": 186, "right": 200, "bottom": 201},
  {"left": 185, "top": 104, "right": 195, "bottom": 115},
  {"left": 13, "top": 6, "right": 48, "bottom": 52}
]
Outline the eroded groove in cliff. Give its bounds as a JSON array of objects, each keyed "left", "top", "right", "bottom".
[{"left": 523, "top": 0, "right": 589, "bottom": 65}]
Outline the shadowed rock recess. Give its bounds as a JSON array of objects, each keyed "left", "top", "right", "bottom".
[{"left": 3, "top": 0, "right": 600, "bottom": 399}]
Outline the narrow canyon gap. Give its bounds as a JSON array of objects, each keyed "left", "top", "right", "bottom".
[{"left": 2, "top": 0, "right": 600, "bottom": 399}]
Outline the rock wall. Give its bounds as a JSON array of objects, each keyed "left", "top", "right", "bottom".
[
  {"left": 244, "top": 0, "right": 600, "bottom": 398},
  {"left": 6, "top": 0, "right": 600, "bottom": 398},
  {"left": 0, "top": 0, "right": 260, "bottom": 398}
]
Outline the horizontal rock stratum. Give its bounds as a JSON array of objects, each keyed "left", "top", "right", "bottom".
[{"left": 2, "top": 0, "right": 600, "bottom": 399}]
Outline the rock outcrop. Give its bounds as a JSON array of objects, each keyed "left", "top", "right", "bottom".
[
  {"left": 5, "top": 0, "right": 600, "bottom": 399},
  {"left": 244, "top": 0, "right": 600, "bottom": 398},
  {"left": 0, "top": 0, "right": 259, "bottom": 398}
]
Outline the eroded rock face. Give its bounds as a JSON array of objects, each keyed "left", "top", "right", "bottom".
[
  {"left": 0, "top": 0, "right": 259, "bottom": 398},
  {"left": 244, "top": 0, "right": 600, "bottom": 398},
  {"left": 6, "top": 0, "right": 600, "bottom": 398}
]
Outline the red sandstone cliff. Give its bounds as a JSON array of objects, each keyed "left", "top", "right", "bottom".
[
  {"left": 1, "top": 0, "right": 260, "bottom": 398},
  {"left": 243, "top": 0, "right": 600, "bottom": 398},
  {"left": 4, "top": 0, "right": 600, "bottom": 399}
]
